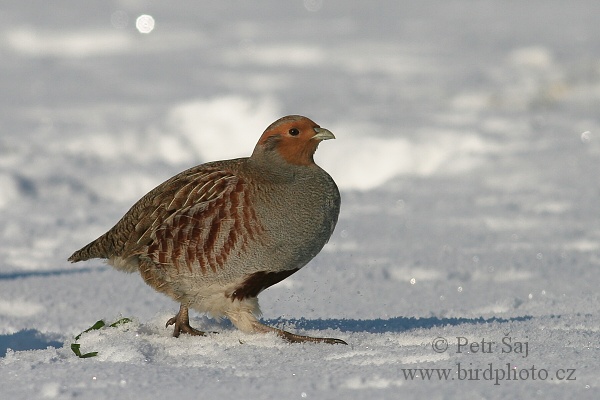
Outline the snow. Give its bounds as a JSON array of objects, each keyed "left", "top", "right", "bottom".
[{"left": 1, "top": 1, "right": 600, "bottom": 398}]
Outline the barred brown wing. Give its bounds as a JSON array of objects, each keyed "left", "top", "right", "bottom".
[{"left": 141, "top": 170, "right": 263, "bottom": 275}]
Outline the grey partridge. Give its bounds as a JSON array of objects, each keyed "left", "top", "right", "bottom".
[{"left": 69, "top": 115, "right": 345, "bottom": 344}]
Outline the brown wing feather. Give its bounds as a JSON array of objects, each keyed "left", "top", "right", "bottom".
[
  {"left": 68, "top": 162, "right": 247, "bottom": 263},
  {"left": 143, "top": 174, "right": 262, "bottom": 275},
  {"left": 128, "top": 170, "right": 239, "bottom": 251}
]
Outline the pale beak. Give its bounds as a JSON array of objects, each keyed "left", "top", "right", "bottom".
[{"left": 312, "top": 127, "right": 336, "bottom": 141}]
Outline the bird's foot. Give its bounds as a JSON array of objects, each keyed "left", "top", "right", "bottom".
[
  {"left": 276, "top": 328, "right": 347, "bottom": 345},
  {"left": 252, "top": 321, "right": 346, "bottom": 345},
  {"left": 166, "top": 304, "right": 206, "bottom": 338}
]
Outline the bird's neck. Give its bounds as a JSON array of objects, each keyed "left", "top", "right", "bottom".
[{"left": 246, "top": 150, "right": 317, "bottom": 183}]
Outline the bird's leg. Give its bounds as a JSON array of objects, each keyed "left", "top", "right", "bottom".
[
  {"left": 165, "top": 304, "right": 206, "bottom": 338},
  {"left": 252, "top": 321, "right": 347, "bottom": 345},
  {"left": 227, "top": 299, "right": 347, "bottom": 345}
]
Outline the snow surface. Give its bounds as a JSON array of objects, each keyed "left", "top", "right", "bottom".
[{"left": 1, "top": 1, "right": 600, "bottom": 398}]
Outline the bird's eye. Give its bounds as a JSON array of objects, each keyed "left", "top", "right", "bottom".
[{"left": 288, "top": 128, "right": 300, "bottom": 136}]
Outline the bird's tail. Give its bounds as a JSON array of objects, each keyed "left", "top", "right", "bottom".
[{"left": 68, "top": 236, "right": 110, "bottom": 262}]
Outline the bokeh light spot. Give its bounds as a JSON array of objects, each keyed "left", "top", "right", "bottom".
[
  {"left": 581, "top": 131, "right": 591, "bottom": 144},
  {"left": 136, "top": 15, "right": 155, "bottom": 34}
]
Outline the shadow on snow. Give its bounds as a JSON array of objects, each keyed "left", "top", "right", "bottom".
[
  {"left": 0, "top": 329, "right": 63, "bottom": 357},
  {"left": 0, "top": 266, "right": 104, "bottom": 281},
  {"left": 265, "top": 315, "right": 533, "bottom": 334}
]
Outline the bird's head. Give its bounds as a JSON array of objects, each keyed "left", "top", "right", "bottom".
[{"left": 252, "top": 115, "right": 335, "bottom": 166}]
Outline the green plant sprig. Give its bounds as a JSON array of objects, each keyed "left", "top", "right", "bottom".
[{"left": 71, "top": 317, "right": 132, "bottom": 358}]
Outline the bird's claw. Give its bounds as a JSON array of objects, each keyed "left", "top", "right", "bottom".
[{"left": 166, "top": 305, "right": 206, "bottom": 338}]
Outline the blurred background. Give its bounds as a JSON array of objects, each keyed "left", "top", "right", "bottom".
[
  {"left": 1, "top": 3, "right": 600, "bottom": 397},
  {"left": 1, "top": 0, "right": 599, "bottom": 324}
]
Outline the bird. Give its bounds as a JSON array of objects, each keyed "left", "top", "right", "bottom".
[{"left": 68, "top": 115, "right": 346, "bottom": 345}]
